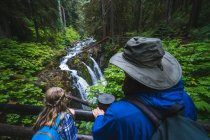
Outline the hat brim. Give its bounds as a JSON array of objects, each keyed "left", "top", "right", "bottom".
[{"left": 109, "top": 52, "right": 182, "bottom": 90}]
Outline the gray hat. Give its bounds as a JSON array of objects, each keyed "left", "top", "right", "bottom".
[{"left": 109, "top": 37, "right": 182, "bottom": 90}]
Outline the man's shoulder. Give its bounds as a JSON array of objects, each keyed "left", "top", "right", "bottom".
[
  {"left": 105, "top": 100, "right": 151, "bottom": 125},
  {"left": 107, "top": 100, "right": 145, "bottom": 116},
  {"left": 105, "top": 100, "right": 128, "bottom": 115},
  {"left": 110, "top": 100, "right": 129, "bottom": 108}
]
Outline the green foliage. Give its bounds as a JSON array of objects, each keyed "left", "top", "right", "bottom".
[
  {"left": 102, "top": 42, "right": 122, "bottom": 68},
  {"left": 0, "top": 38, "right": 55, "bottom": 125},
  {"left": 77, "top": 121, "right": 93, "bottom": 135},
  {"left": 21, "top": 115, "right": 37, "bottom": 126},
  {"left": 5, "top": 114, "right": 20, "bottom": 125},
  {"left": 163, "top": 40, "right": 210, "bottom": 119},
  {"left": 37, "top": 29, "right": 65, "bottom": 47},
  {"left": 64, "top": 26, "right": 81, "bottom": 45},
  {"left": 5, "top": 113, "right": 36, "bottom": 126},
  {"left": 103, "top": 65, "right": 125, "bottom": 100},
  {"left": 152, "top": 24, "right": 175, "bottom": 39},
  {"left": 0, "top": 0, "right": 83, "bottom": 43},
  {"left": 31, "top": 26, "right": 80, "bottom": 47},
  {"left": 0, "top": 38, "right": 54, "bottom": 103},
  {"left": 88, "top": 64, "right": 125, "bottom": 105},
  {"left": 190, "top": 24, "right": 210, "bottom": 41}
]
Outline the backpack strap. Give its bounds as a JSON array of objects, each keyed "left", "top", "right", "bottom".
[
  {"left": 53, "top": 113, "right": 65, "bottom": 129},
  {"left": 125, "top": 97, "right": 161, "bottom": 128},
  {"left": 36, "top": 131, "right": 54, "bottom": 140},
  {"left": 125, "top": 96, "right": 184, "bottom": 128},
  {"left": 34, "top": 114, "right": 64, "bottom": 140}
]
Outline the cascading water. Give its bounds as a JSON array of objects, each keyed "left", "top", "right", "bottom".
[
  {"left": 59, "top": 38, "right": 95, "bottom": 101},
  {"left": 82, "top": 62, "right": 98, "bottom": 85},
  {"left": 90, "top": 57, "right": 107, "bottom": 86},
  {"left": 59, "top": 37, "right": 106, "bottom": 105},
  {"left": 70, "top": 70, "right": 89, "bottom": 100}
]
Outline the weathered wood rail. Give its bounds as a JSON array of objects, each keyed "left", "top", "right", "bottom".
[
  {"left": 0, "top": 103, "right": 210, "bottom": 139},
  {"left": 0, "top": 103, "right": 94, "bottom": 139},
  {"left": 0, "top": 103, "right": 94, "bottom": 121}
]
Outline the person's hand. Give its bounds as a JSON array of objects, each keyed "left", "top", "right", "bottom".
[
  {"left": 92, "top": 107, "right": 105, "bottom": 118},
  {"left": 69, "top": 108, "right": 75, "bottom": 116}
]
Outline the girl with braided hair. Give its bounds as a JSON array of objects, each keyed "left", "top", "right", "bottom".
[{"left": 32, "top": 87, "right": 78, "bottom": 140}]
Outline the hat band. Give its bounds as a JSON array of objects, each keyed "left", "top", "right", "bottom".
[{"left": 122, "top": 53, "right": 162, "bottom": 68}]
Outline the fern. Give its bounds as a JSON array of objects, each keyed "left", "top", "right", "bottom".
[{"left": 163, "top": 40, "right": 210, "bottom": 119}]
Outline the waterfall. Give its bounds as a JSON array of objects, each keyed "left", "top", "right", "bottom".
[
  {"left": 59, "top": 53, "right": 76, "bottom": 70},
  {"left": 70, "top": 70, "right": 89, "bottom": 100},
  {"left": 59, "top": 37, "right": 107, "bottom": 109},
  {"left": 82, "top": 62, "right": 98, "bottom": 85},
  {"left": 59, "top": 38, "right": 97, "bottom": 102},
  {"left": 59, "top": 57, "right": 89, "bottom": 100},
  {"left": 90, "top": 57, "right": 107, "bottom": 86}
]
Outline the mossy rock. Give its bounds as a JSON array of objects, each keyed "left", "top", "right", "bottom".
[
  {"left": 67, "top": 53, "right": 93, "bottom": 85},
  {"left": 37, "top": 61, "right": 71, "bottom": 92}
]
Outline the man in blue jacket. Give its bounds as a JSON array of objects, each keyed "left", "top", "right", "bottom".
[{"left": 92, "top": 37, "right": 197, "bottom": 140}]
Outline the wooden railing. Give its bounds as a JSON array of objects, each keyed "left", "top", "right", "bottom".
[
  {"left": 0, "top": 103, "right": 94, "bottom": 140},
  {"left": 0, "top": 103, "right": 210, "bottom": 139}
]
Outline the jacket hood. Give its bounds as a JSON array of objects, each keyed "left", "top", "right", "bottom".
[{"left": 136, "top": 80, "right": 185, "bottom": 109}]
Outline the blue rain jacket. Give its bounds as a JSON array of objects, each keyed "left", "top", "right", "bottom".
[{"left": 92, "top": 80, "right": 197, "bottom": 140}]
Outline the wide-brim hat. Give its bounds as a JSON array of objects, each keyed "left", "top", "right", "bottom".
[{"left": 109, "top": 37, "right": 182, "bottom": 90}]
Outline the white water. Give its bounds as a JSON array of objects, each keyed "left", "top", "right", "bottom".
[
  {"left": 59, "top": 37, "right": 101, "bottom": 101},
  {"left": 90, "top": 57, "right": 107, "bottom": 86},
  {"left": 59, "top": 37, "right": 108, "bottom": 110},
  {"left": 82, "top": 62, "right": 98, "bottom": 85},
  {"left": 70, "top": 70, "right": 89, "bottom": 100}
]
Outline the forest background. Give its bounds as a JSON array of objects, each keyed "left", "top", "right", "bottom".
[{"left": 0, "top": 0, "right": 210, "bottom": 137}]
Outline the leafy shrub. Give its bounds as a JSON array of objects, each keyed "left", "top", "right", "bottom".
[
  {"left": 77, "top": 121, "right": 93, "bottom": 135},
  {"left": 190, "top": 24, "right": 210, "bottom": 41},
  {"left": 64, "top": 26, "right": 81, "bottom": 45},
  {"left": 0, "top": 38, "right": 54, "bottom": 105},
  {"left": 0, "top": 38, "right": 55, "bottom": 125},
  {"left": 163, "top": 40, "right": 210, "bottom": 119}
]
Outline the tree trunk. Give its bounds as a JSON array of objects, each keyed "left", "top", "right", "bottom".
[
  {"left": 61, "top": 6, "right": 66, "bottom": 28},
  {"left": 166, "top": 0, "right": 173, "bottom": 23},
  {"left": 133, "top": 0, "right": 142, "bottom": 31},
  {"left": 138, "top": 0, "right": 143, "bottom": 31},
  {"left": 58, "top": 0, "right": 64, "bottom": 29},
  {"left": 188, "top": 0, "right": 202, "bottom": 29},
  {"left": 28, "top": 0, "right": 40, "bottom": 42},
  {"left": 110, "top": 0, "right": 114, "bottom": 41},
  {"left": 100, "top": 0, "right": 106, "bottom": 38}
]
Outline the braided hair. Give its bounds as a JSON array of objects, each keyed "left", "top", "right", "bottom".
[{"left": 33, "top": 87, "right": 71, "bottom": 131}]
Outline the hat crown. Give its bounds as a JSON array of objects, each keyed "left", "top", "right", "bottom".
[{"left": 123, "top": 37, "right": 165, "bottom": 67}]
